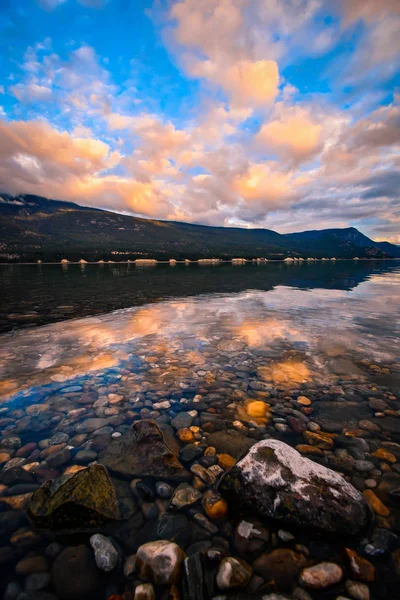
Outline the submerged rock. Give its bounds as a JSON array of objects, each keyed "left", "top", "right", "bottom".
[
  {"left": 136, "top": 540, "right": 185, "bottom": 585},
  {"left": 51, "top": 545, "right": 101, "bottom": 600},
  {"left": 219, "top": 439, "right": 371, "bottom": 536},
  {"left": 27, "top": 464, "right": 119, "bottom": 533},
  {"left": 100, "top": 420, "right": 191, "bottom": 481},
  {"left": 90, "top": 533, "right": 119, "bottom": 572}
]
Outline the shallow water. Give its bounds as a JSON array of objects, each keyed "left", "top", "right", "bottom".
[{"left": 1, "top": 262, "right": 400, "bottom": 599}]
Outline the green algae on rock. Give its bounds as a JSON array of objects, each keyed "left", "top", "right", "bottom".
[{"left": 27, "top": 464, "right": 119, "bottom": 533}]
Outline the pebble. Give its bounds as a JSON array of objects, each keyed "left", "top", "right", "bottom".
[
  {"left": 345, "top": 580, "right": 370, "bottom": 600},
  {"left": 363, "top": 490, "right": 390, "bottom": 517},
  {"left": 299, "top": 562, "right": 343, "bottom": 589},
  {"left": 216, "top": 556, "right": 252, "bottom": 590},
  {"left": 203, "top": 491, "right": 228, "bottom": 520},
  {"left": 134, "top": 583, "right": 155, "bottom": 600},
  {"left": 171, "top": 483, "right": 202, "bottom": 509},
  {"left": 136, "top": 540, "right": 185, "bottom": 585},
  {"left": 90, "top": 534, "right": 119, "bottom": 572}
]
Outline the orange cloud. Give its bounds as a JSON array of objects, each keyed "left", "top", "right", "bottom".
[
  {"left": 256, "top": 106, "right": 323, "bottom": 163},
  {"left": 0, "top": 118, "right": 172, "bottom": 218},
  {"left": 192, "top": 59, "right": 279, "bottom": 108}
]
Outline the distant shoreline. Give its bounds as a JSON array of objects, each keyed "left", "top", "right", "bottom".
[{"left": 0, "top": 257, "right": 399, "bottom": 265}]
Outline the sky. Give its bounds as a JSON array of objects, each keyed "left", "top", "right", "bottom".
[{"left": 0, "top": 0, "right": 399, "bottom": 241}]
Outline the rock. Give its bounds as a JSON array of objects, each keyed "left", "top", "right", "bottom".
[
  {"left": 216, "top": 556, "right": 252, "bottom": 590},
  {"left": 218, "top": 439, "right": 371, "bottom": 536},
  {"left": 202, "top": 491, "right": 228, "bottom": 520},
  {"left": 156, "top": 481, "right": 172, "bottom": 499},
  {"left": 100, "top": 420, "right": 191, "bottom": 481},
  {"left": 4, "top": 581, "right": 23, "bottom": 600},
  {"left": 363, "top": 528, "right": 398, "bottom": 556},
  {"left": 171, "top": 412, "right": 193, "bottom": 429},
  {"left": 363, "top": 490, "right": 389, "bottom": 517},
  {"left": 1, "top": 436, "right": 21, "bottom": 449},
  {"left": 171, "top": 483, "right": 202, "bottom": 509},
  {"left": 253, "top": 549, "right": 307, "bottom": 591},
  {"left": 51, "top": 545, "right": 101, "bottom": 600},
  {"left": 344, "top": 549, "right": 375, "bottom": 582},
  {"left": 299, "top": 562, "right": 343, "bottom": 589},
  {"left": 25, "top": 572, "right": 51, "bottom": 592},
  {"left": 180, "top": 445, "right": 204, "bottom": 463},
  {"left": 134, "top": 583, "right": 155, "bottom": 600},
  {"left": 46, "top": 447, "right": 71, "bottom": 468},
  {"left": 190, "top": 464, "right": 216, "bottom": 485},
  {"left": 157, "top": 513, "right": 191, "bottom": 549},
  {"left": 297, "top": 396, "right": 311, "bottom": 406},
  {"left": 234, "top": 518, "right": 269, "bottom": 556},
  {"left": 176, "top": 428, "right": 195, "bottom": 443},
  {"left": 184, "top": 553, "right": 204, "bottom": 600},
  {"left": 49, "top": 433, "right": 69, "bottom": 446},
  {"left": 217, "top": 454, "right": 236, "bottom": 470},
  {"left": 16, "top": 556, "right": 49, "bottom": 575},
  {"left": 303, "top": 431, "right": 333, "bottom": 450},
  {"left": 90, "top": 534, "right": 119, "bottom": 572},
  {"left": 76, "top": 418, "right": 111, "bottom": 433},
  {"left": 354, "top": 461, "right": 375, "bottom": 473},
  {"left": 124, "top": 554, "right": 136, "bottom": 577},
  {"left": 372, "top": 448, "right": 396, "bottom": 463},
  {"left": 75, "top": 450, "right": 97, "bottom": 464},
  {"left": 27, "top": 464, "right": 119, "bottom": 533},
  {"left": 136, "top": 540, "right": 185, "bottom": 585},
  {"left": 206, "top": 430, "right": 255, "bottom": 459},
  {"left": 10, "top": 527, "right": 40, "bottom": 547},
  {"left": 345, "top": 580, "right": 370, "bottom": 600}
]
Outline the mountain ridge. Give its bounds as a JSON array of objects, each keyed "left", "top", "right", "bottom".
[{"left": 1, "top": 193, "right": 399, "bottom": 262}]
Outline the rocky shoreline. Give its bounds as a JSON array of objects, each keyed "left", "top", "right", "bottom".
[{"left": 1, "top": 350, "right": 400, "bottom": 600}]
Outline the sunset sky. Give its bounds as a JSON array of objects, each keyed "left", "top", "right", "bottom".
[{"left": 0, "top": 0, "right": 399, "bottom": 241}]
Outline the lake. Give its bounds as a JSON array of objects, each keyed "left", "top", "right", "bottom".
[{"left": 0, "top": 260, "right": 400, "bottom": 599}]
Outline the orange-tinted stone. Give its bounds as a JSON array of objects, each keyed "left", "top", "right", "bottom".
[
  {"left": 218, "top": 453, "right": 236, "bottom": 470},
  {"left": 363, "top": 490, "right": 390, "bottom": 517},
  {"left": 372, "top": 448, "right": 396, "bottom": 463},
  {"left": 345, "top": 548, "right": 375, "bottom": 582},
  {"left": 176, "top": 428, "right": 194, "bottom": 443},
  {"left": 296, "top": 444, "right": 324, "bottom": 457},
  {"left": 203, "top": 492, "right": 228, "bottom": 520},
  {"left": 303, "top": 431, "right": 333, "bottom": 450}
]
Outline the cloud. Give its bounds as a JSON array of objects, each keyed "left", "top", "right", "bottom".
[
  {"left": 167, "top": 0, "right": 280, "bottom": 108},
  {"left": 0, "top": 118, "right": 171, "bottom": 218},
  {"left": 192, "top": 59, "right": 279, "bottom": 108},
  {"left": 338, "top": 0, "right": 400, "bottom": 25},
  {"left": 256, "top": 105, "right": 323, "bottom": 163}
]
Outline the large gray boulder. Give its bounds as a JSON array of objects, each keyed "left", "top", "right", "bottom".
[{"left": 219, "top": 439, "right": 372, "bottom": 536}]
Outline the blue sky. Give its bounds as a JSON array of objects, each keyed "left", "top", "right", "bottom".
[{"left": 0, "top": 0, "right": 399, "bottom": 242}]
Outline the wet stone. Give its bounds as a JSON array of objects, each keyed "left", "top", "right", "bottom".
[
  {"left": 136, "top": 540, "right": 185, "bottom": 585},
  {"left": 90, "top": 533, "right": 119, "bottom": 572},
  {"left": 51, "top": 545, "right": 101, "bottom": 600},
  {"left": 299, "top": 562, "right": 343, "bottom": 589},
  {"left": 216, "top": 556, "right": 252, "bottom": 590},
  {"left": 253, "top": 549, "right": 307, "bottom": 591},
  {"left": 171, "top": 483, "right": 202, "bottom": 509}
]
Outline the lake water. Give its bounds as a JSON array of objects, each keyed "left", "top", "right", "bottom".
[{"left": 1, "top": 261, "right": 400, "bottom": 599}]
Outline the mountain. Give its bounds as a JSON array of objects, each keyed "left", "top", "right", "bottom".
[{"left": 0, "top": 194, "right": 399, "bottom": 262}]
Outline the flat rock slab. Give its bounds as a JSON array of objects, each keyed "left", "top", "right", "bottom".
[
  {"left": 219, "top": 439, "right": 371, "bottom": 537},
  {"left": 100, "top": 420, "right": 191, "bottom": 482}
]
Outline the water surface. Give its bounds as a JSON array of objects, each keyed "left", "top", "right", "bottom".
[{"left": 1, "top": 261, "right": 400, "bottom": 599}]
